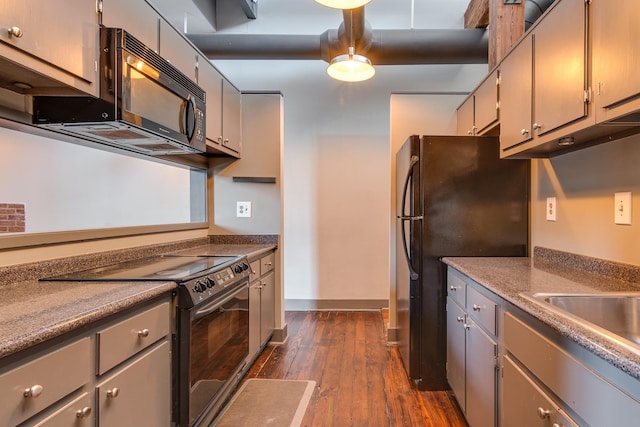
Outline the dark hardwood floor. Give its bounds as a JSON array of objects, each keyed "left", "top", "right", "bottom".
[{"left": 245, "top": 311, "right": 468, "bottom": 427}]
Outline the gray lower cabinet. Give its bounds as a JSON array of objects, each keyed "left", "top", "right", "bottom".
[
  {"left": 446, "top": 268, "right": 498, "bottom": 427},
  {"left": 248, "top": 251, "right": 276, "bottom": 364},
  {"left": 502, "top": 311, "right": 640, "bottom": 426},
  {"left": 0, "top": 298, "right": 172, "bottom": 426}
]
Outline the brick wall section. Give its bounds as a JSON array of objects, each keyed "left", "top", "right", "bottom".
[{"left": 0, "top": 203, "right": 26, "bottom": 233}]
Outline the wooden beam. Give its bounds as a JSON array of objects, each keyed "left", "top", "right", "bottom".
[
  {"left": 488, "top": 0, "right": 525, "bottom": 69},
  {"left": 465, "top": 0, "right": 490, "bottom": 28}
]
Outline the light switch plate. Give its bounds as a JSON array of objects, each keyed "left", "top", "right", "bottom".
[
  {"left": 236, "top": 201, "right": 252, "bottom": 218},
  {"left": 614, "top": 192, "right": 632, "bottom": 225},
  {"left": 546, "top": 197, "right": 556, "bottom": 221}
]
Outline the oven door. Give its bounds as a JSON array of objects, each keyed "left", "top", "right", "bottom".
[{"left": 183, "top": 281, "right": 249, "bottom": 426}]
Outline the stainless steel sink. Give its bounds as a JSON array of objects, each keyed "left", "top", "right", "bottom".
[{"left": 521, "top": 292, "right": 640, "bottom": 354}]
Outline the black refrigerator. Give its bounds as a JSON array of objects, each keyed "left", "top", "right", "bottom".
[{"left": 395, "top": 135, "right": 528, "bottom": 390}]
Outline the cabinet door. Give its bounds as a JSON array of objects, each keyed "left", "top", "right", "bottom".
[
  {"left": 456, "top": 96, "right": 475, "bottom": 136},
  {"left": 96, "top": 340, "right": 171, "bottom": 427},
  {"left": 198, "top": 56, "right": 224, "bottom": 147},
  {"left": 502, "top": 356, "right": 579, "bottom": 427},
  {"left": 474, "top": 69, "right": 499, "bottom": 134},
  {"left": 248, "top": 282, "right": 262, "bottom": 362},
  {"left": 101, "top": 0, "right": 159, "bottom": 52},
  {"left": 32, "top": 392, "right": 93, "bottom": 427},
  {"left": 260, "top": 271, "right": 276, "bottom": 345},
  {"left": 0, "top": 0, "right": 98, "bottom": 83},
  {"left": 465, "top": 319, "right": 497, "bottom": 427},
  {"left": 593, "top": 0, "right": 640, "bottom": 115},
  {"left": 446, "top": 297, "right": 466, "bottom": 411},
  {"left": 222, "top": 79, "right": 242, "bottom": 153},
  {"left": 500, "top": 35, "right": 533, "bottom": 150},
  {"left": 159, "top": 19, "right": 197, "bottom": 80},
  {"left": 533, "top": 0, "right": 587, "bottom": 136}
]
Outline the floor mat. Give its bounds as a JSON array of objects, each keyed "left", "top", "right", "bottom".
[{"left": 212, "top": 379, "right": 316, "bottom": 427}]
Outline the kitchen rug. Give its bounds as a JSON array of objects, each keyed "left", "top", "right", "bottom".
[{"left": 213, "top": 379, "right": 316, "bottom": 427}]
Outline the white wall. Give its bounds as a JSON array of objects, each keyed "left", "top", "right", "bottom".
[{"left": 214, "top": 59, "right": 485, "bottom": 306}]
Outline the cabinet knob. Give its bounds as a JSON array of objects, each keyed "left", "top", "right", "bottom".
[
  {"left": 265, "top": 262, "right": 273, "bottom": 266},
  {"left": 463, "top": 323, "right": 470, "bottom": 330},
  {"left": 8, "top": 26, "right": 23, "bottom": 38},
  {"left": 472, "top": 304, "right": 481, "bottom": 311},
  {"left": 536, "top": 407, "right": 550, "bottom": 419},
  {"left": 107, "top": 387, "right": 120, "bottom": 399},
  {"left": 449, "top": 285, "right": 458, "bottom": 292},
  {"left": 533, "top": 123, "right": 542, "bottom": 130},
  {"left": 467, "top": 130, "right": 473, "bottom": 135},
  {"left": 217, "top": 136, "right": 223, "bottom": 143},
  {"left": 456, "top": 316, "right": 464, "bottom": 323},
  {"left": 137, "top": 328, "right": 150, "bottom": 338},
  {"left": 76, "top": 407, "right": 92, "bottom": 419},
  {"left": 521, "top": 129, "right": 529, "bottom": 136},
  {"left": 23, "top": 384, "right": 43, "bottom": 398}
]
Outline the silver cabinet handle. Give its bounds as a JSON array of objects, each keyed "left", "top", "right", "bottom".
[
  {"left": 107, "top": 387, "right": 120, "bottom": 399},
  {"left": 137, "top": 328, "right": 150, "bottom": 338},
  {"left": 533, "top": 123, "right": 542, "bottom": 130},
  {"left": 472, "top": 304, "right": 481, "bottom": 311},
  {"left": 217, "top": 136, "right": 223, "bottom": 143},
  {"left": 456, "top": 316, "right": 464, "bottom": 323},
  {"left": 76, "top": 407, "right": 92, "bottom": 419},
  {"left": 521, "top": 129, "right": 529, "bottom": 135},
  {"left": 8, "top": 26, "right": 23, "bottom": 38},
  {"left": 463, "top": 323, "right": 470, "bottom": 330},
  {"left": 23, "top": 384, "right": 43, "bottom": 398},
  {"left": 536, "top": 407, "right": 550, "bottom": 419},
  {"left": 467, "top": 130, "right": 473, "bottom": 135},
  {"left": 449, "top": 285, "right": 458, "bottom": 292}
]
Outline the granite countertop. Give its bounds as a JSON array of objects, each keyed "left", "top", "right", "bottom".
[
  {"left": 0, "top": 279, "right": 176, "bottom": 361},
  {"left": 442, "top": 255, "right": 640, "bottom": 380},
  {"left": 0, "top": 239, "right": 277, "bottom": 364}
]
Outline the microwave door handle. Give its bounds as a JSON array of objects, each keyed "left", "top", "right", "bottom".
[{"left": 181, "top": 96, "right": 196, "bottom": 141}]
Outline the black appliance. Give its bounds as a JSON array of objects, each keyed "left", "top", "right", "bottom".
[
  {"left": 395, "top": 135, "right": 528, "bottom": 390},
  {"left": 33, "top": 27, "right": 206, "bottom": 156},
  {"left": 42, "top": 254, "right": 251, "bottom": 426}
]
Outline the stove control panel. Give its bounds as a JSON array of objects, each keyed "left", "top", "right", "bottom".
[{"left": 183, "top": 257, "right": 250, "bottom": 306}]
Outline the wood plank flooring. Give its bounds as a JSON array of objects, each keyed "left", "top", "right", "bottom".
[{"left": 244, "top": 311, "right": 468, "bottom": 427}]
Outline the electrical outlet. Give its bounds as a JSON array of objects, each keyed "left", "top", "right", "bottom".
[
  {"left": 236, "top": 201, "right": 252, "bottom": 218},
  {"left": 546, "top": 197, "right": 556, "bottom": 221},
  {"left": 614, "top": 192, "right": 632, "bottom": 225}
]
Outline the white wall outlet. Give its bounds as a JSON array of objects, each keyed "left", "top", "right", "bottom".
[
  {"left": 614, "top": 192, "right": 632, "bottom": 225},
  {"left": 236, "top": 201, "right": 252, "bottom": 218},
  {"left": 546, "top": 197, "right": 557, "bottom": 221}
]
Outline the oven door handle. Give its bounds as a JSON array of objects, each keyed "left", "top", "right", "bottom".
[{"left": 193, "top": 282, "right": 248, "bottom": 320}]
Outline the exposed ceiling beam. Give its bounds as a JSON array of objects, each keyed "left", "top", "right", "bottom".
[{"left": 464, "top": 0, "right": 489, "bottom": 28}]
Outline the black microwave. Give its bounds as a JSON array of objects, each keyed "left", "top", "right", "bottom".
[{"left": 33, "top": 27, "right": 206, "bottom": 156}]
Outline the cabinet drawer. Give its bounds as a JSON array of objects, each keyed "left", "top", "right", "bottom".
[
  {"left": 447, "top": 269, "right": 466, "bottom": 307},
  {"left": 32, "top": 392, "right": 93, "bottom": 426},
  {"left": 504, "top": 312, "right": 640, "bottom": 426},
  {"left": 97, "top": 302, "right": 170, "bottom": 375},
  {"left": 261, "top": 252, "right": 275, "bottom": 275},
  {"left": 96, "top": 340, "right": 171, "bottom": 427},
  {"left": 467, "top": 286, "right": 496, "bottom": 335},
  {"left": 0, "top": 337, "right": 90, "bottom": 426},
  {"left": 502, "top": 355, "right": 578, "bottom": 427},
  {"left": 249, "top": 259, "right": 261, "bottom": 283}
]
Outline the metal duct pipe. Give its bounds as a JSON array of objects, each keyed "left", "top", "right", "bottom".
[
  {"left": 524, "top": 0, "right": 555, "bottom": 30},
  {"left": 189, "top": 28, "right": 488, "bottom": 65}
]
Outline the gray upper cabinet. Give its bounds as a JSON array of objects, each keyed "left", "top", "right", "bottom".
[
  {"left": 499, "top": 33, "right": 533, "bottom": 151},
  {"left": 456, "top": 69, "right": 499, "bottom": 137},
  {"left": 222, "top": 79, "right": 242, "bottom": 154},
  {"left": 499, "top": 0, "right": 590, "bottom": 158},
  {"left": 592, "top": 0, "right": 640, "bottom": 122},
  {"left": 0, "top": 0, "right": 99, "bottom": 96},
  {"left": 100, "top": 0, "right": 159, "bottom": 52},
  {"left": 159, "top": 18, "right": 197, "bottom": 80}
]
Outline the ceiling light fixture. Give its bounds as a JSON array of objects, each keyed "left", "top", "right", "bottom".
[
  {"left": 315, "top": 0, "right": 372, "bottom": 9},
  {"left": 327, "top": 47, "right": 376, "bottom": 82}
]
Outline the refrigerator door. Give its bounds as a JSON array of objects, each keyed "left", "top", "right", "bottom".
[{"left": 396, "top": 135, "right": 423, "bottom": 386}]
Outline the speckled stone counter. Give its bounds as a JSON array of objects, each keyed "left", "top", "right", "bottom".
[
  {"left": 0, "top": 279, "right": 176, "bottom": 362},
  {"left": 167, "top": 243, "right": 276, "bottom": 260},
  {"left": 442, "top": 254, "right": 640, "bottom": 380}
]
